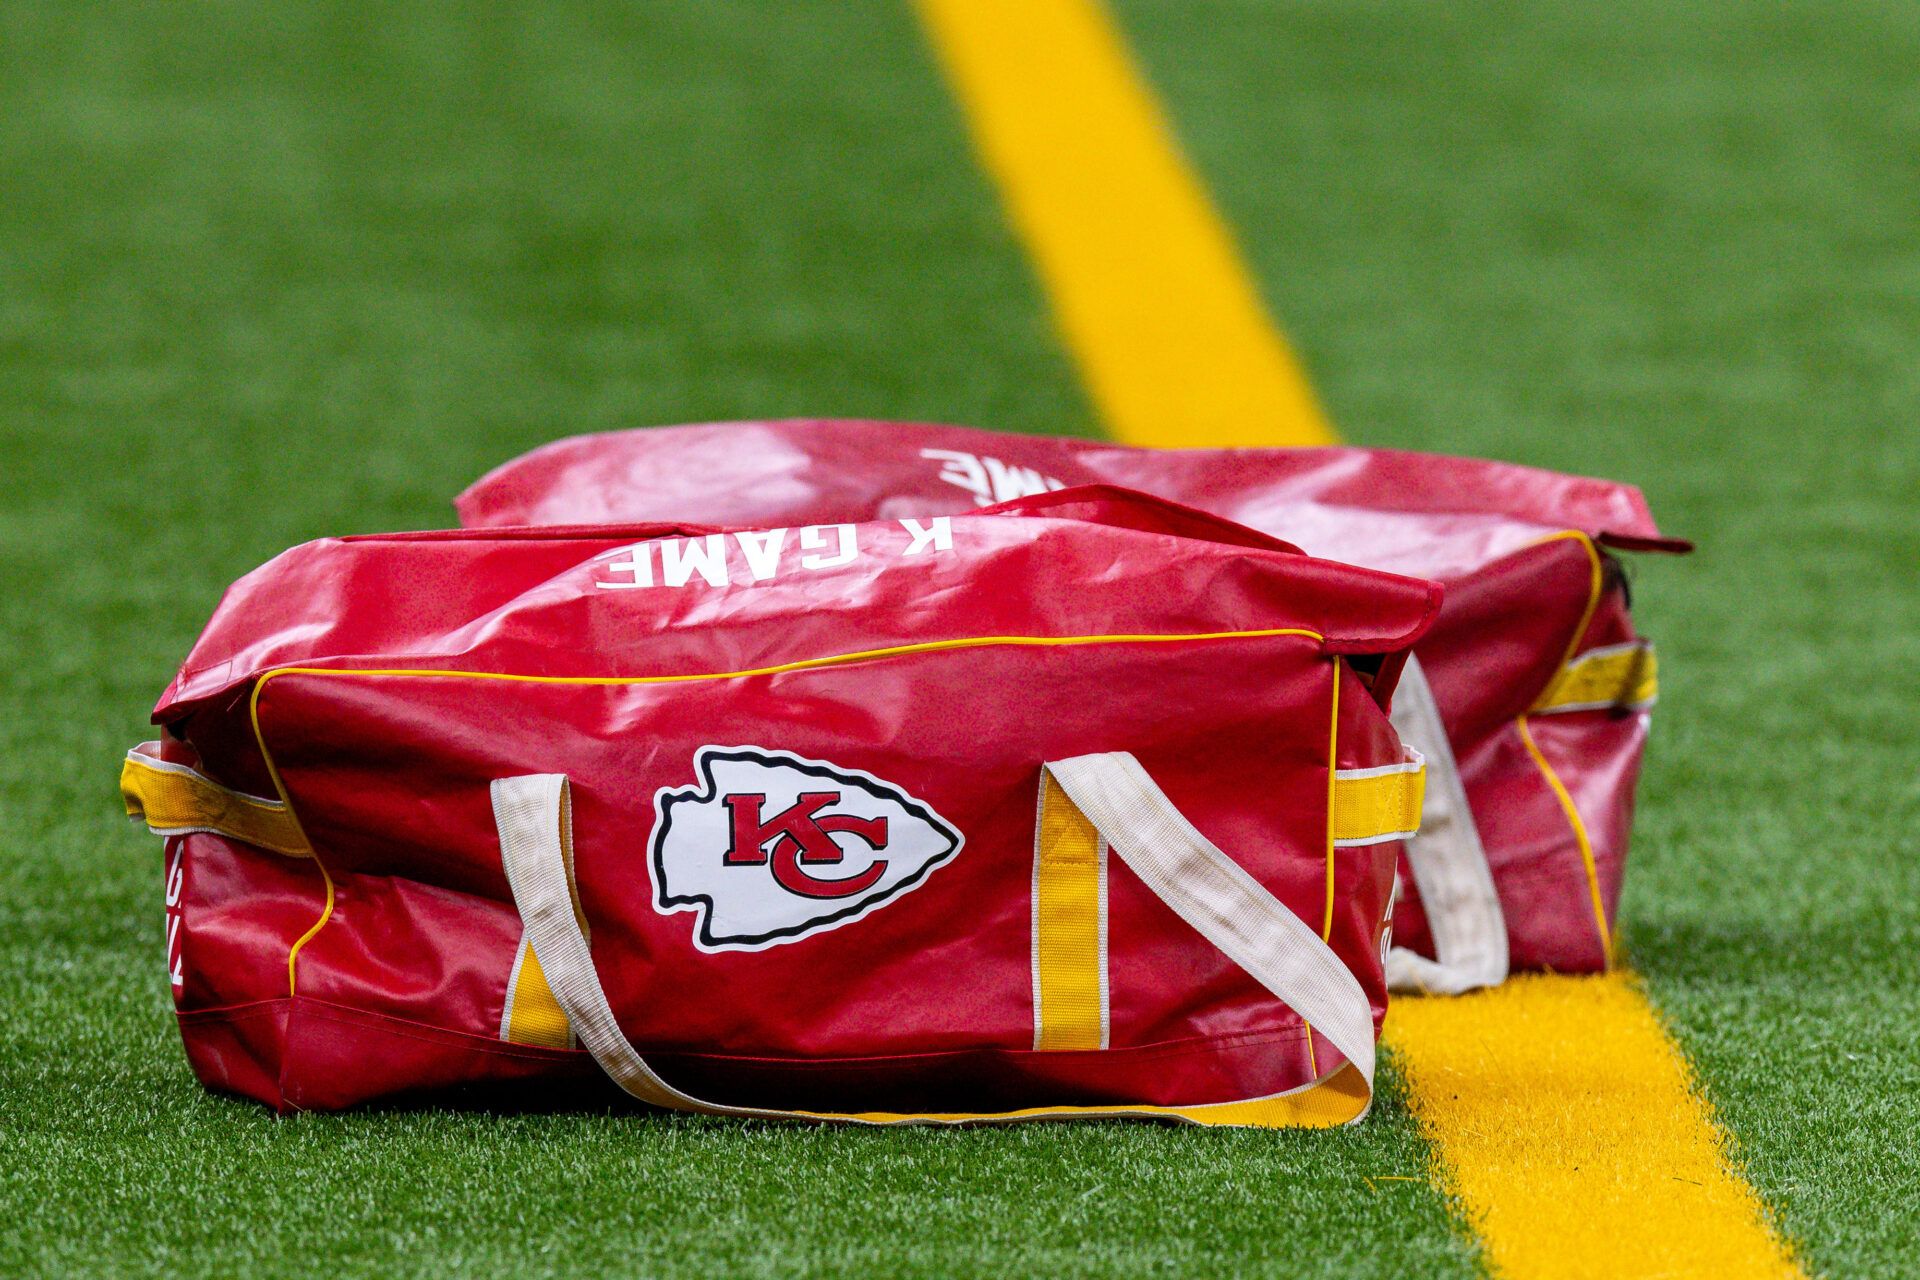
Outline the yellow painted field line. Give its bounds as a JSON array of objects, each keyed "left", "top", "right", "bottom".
[
  {"left": 914, "top": 0, "right": 1333, "bottom": 448},
  {"left": 918, "top": 4, "right": 1808, "bottom": 1277},
  {"left": 1390, "top": 974, "right": 1804, "bottom": 1280}
]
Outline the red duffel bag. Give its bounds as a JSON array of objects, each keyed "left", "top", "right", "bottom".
[
  {"left": 457, "top": 420, "right": 1690, "bottom": 991},
  {"left": 122, "top": 489, "right": 1437, "bottom": 1124}
]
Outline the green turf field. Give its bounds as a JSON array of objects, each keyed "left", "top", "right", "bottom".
[{"left": 3, "top": 1, "right": 1916, "bottom": 1275}]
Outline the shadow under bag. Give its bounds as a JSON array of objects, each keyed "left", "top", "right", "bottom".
[
  {"left": 458, "top": 420, "right": 1691, "bottom": 992},
  {"left": 124, "top": 489, "right": 1436, "bottom": 1124}
]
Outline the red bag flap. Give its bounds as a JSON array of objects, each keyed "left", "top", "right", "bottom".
[{"left": 157, "top": 490, "right": 1440, "bottom": 724}]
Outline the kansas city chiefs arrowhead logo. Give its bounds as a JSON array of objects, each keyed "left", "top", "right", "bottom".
[{"left": 649, "top": 746, "right": 964, "bottom": 952}]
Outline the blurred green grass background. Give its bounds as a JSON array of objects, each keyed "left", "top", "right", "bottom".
[{"left": 2, "top": 2, "right": 1916, "bottom": 1275}]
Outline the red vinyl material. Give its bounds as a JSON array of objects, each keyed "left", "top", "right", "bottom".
[
  {"left": 142, "top": 489, "right": 1436, "bottom": 1112},
  {"left": 457, "top": 419, "right": 1688, "bottom": 974}
]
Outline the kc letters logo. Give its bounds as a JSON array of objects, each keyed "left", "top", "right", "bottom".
[{"left": 650, "top": 746, "right": 964, "bottom": 951}]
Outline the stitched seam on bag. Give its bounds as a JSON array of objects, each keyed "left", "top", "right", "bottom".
[
  {"left": 174, "top": 999, "right": 289, "bottom": 1025},
  {"left": 285, "top": 997, "right": 591, "bottom": 1062}
]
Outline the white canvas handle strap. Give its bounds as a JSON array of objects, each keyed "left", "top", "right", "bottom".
[
  {"left": 1384, "top": 655, "right": 1509, "bottom": 994},
  {"left": 1042, "top": 754, "right": 1376, "bottom": 1095},
  {"left": 493, "top": 763, "right": 1374, "bottom": 1126},
  {"left": 491, "top": 775, "right": 732, "bottom": 1115}
]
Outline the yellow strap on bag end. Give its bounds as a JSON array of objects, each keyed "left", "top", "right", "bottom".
[
  {"left": 120, "top": 744, "right": 311, "bottom": 857},
  {"left": 1030, "top": 761, "right": 1419, "bottom": 1053},
  {"left": 1330, "top": 757, "right": 1425, "bottom": 848},
  {"left": 501, "top": 939, "right": 574, "bottom": 1049},
  {"left": 1032, "top": 771, "right": 1108, "bottom": 1052},
  {"left": 1531, "top": 640, "right": 1658, "bottom": 714}
]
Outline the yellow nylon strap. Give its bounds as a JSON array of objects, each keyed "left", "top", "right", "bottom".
[
  {"left": 120, "top": 748, "right": 311, "bottom": 857},
  {"left": 503, "top": 940, "right": 573, "bottom": 1049},
  {"left": 1031, "top": 773, "right": 1107, "bottom": 1051},
  {"left": 1532, "top": 642, "right": 1658, "bottom": 714},
  {"left": 1330, "top": 764, "right": 1425, "bottom": 846}
]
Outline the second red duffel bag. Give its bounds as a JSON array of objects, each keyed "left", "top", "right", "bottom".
[
  {"left": 122, "top": 489, "right": 1434, "bottom": 1124},
  {"left": 457, "top": 419, "right": 1691, "bottom": 991}
]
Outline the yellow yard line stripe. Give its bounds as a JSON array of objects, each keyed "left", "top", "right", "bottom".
[
  {"left": 1390, "top": 974, "right": 1805, "bottom": 1280},
  {"left": 915, "top": 0, "right": 1333, "bottom": 448},
  {"left": 919, "top": 3, "right": 1808, "bottom": 1276}
]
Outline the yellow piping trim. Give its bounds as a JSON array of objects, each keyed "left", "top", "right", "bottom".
[
  {"left": 1322, "top": 659, "right": 1340, "bottom": 940},
  {"left": 914, "top": 0, "right": 1333, "bottom": 447},
  {"left": 247, "top": 676, "right": 331, "bottom": 998},
  {"left": 1517, "top": 715, "right": 1612, "bottom": 964},
  {"left": 1031, "top": 772, "right": 1106, "bottom": 1052},
  {"left": 284, "top": 867, "right": 335, "bottom": 999},
  {"left": 1520, "top": 529, "right": 1605, "bottom": 670},
  {"left": 1515, "top": 531, "right": 1613, "bottom": 963},
  {"left": 246, "top": 628, "right": 1325, "bottom": 690},
  {"left": 1302, "top": 660, "right": 1344, "bottom": 1079}
]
